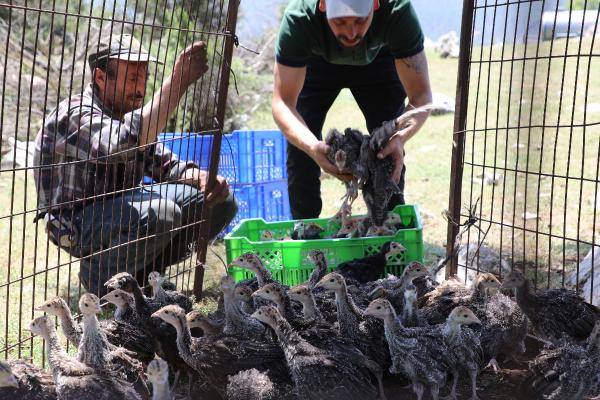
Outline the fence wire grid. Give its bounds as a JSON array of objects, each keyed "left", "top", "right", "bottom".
[
  {"left": 0, "top": 0, "right": 239, "bottom": 364},
  {"left": 447, "top": 0, "right": 599, "bottom": 303}
]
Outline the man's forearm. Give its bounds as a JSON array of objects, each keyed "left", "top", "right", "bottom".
[
  {"left": 138, "top": 70, "right": 187, "bottom": 147},
  {"left": 272, "top": 98, "right": 318, "bottom": 154}
]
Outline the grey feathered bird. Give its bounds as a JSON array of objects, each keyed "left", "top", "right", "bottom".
[
  {"left": 29, "top": 315, "right": 142, "bottom": 400},
  {"left": 0, "top": 360, "right": 56, "bottom": 400},
  {"left": 152, "top": 305, "right": 289, "bottom": 400},
  {"left": 360, "top": 106, "right": 434, "bottom": 227},
  {"left": 77, "top": 294, "right": 150, "bottom": 400},
  {"left": 251, "top": 306, "right": 379, "bottom": 400},
  {"left": 501, "top": 270, "right": 600, "bottom": 343},
  {"left": 226, "top": 368, "right": 292, "bottom": 400}
]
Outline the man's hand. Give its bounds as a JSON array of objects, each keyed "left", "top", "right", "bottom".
[
  {"left": 377, "top": 134, "right": 405, "bottom": 184},
  {"left": 181, "top": 168, "right": 230, "bottom": 205},
  {"left": 309, "top": 142, "right": 355, "bottom": 182},
  {"left": 174, "top": 41, "right": 209, "bottom": 88}
]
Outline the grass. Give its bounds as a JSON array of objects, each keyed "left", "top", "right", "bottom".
[{"left": 1, "top": 36, "right": 599, "bottom": 363}]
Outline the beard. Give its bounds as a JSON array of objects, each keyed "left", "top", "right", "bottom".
[{"left": 336, "top": 35, "right": 364, "bottom": 48}]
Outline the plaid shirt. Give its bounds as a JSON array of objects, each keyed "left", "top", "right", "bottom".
[{"left": 33, "top": 84, "right": 196, "bottom": 244}]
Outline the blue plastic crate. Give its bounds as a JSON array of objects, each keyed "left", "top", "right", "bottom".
[
  {"left": 148, "top": 130, "right": 287, "bottom": 184},
  {"left": 222, "top": 180, "right": 292, "bottom": 235}
]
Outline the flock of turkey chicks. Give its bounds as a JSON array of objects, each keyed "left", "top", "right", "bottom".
[{"left": 2, "top": 247, "right": 600, "bottom": 400}]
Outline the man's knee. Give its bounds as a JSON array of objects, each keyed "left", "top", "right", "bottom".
[
  {"left": 209, "top": 195, "right": 238, "bottom": 238},
  {"left": 146, "top": 198, "right": 182, "bottom": 236}
]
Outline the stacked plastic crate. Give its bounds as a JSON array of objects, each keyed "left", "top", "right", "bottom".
[{"left": 152, "top": 130, "right": 292, "bottom": 235}]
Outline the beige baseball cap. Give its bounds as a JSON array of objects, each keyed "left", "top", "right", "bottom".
[{"left": 88, "top": 34, "right": 163, "bottom": 68}]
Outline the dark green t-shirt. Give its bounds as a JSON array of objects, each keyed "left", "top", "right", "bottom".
[{"left": 276, "top": 0, "right": 424, "bottom": 67}]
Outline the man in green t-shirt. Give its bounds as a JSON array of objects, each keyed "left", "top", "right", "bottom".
[{"left": 272, "top": 0, "right": 432, "bottom": 219}]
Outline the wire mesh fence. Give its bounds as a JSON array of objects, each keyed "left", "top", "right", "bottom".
[
  {"left": 0, "top": 0, "right": 238, "bottom": 364},
  {"left": 447, "top": 0, "right": 599, "bottom": 301}
]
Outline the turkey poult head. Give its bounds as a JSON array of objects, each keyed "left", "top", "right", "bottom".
[
  {"left": 229, "top": 253, "right": 263, "bottom": 273},
  {"left": 252, "top": 283, "right": 285, "bottom": 304},
  {"left": 234, "top": 285, "right": 253, "bottom": 303},
  {"left": 474, "top": 273, "right": 501, "bottom": 293},
  {"left": 447, "top": 306, "right": 482, "bottom": 326},
  {"left": 0, "top": 362, "right": 18, "bottom": 388},
  {"left": 220, "top": 275, "right": 236, "bottom": 293},
  {"left": 384, "top": 212, "right": 402, "bottom": 227},
  {"left": 382, "top": 241, "right": 406, "bottom": 260},
  {"left": 287, "top": 285, "right": 311, "bottom": 303},
  {"left": 151, "top": 305, "right": 186, "bottom": 328},
  {"left": 315, "top": 272, "right": 346, "bottom": 291},
  {"left": 101, "top": 289, "right": 133, "bottom": 309},
  {"left": 251, "top": 306, "right": 280, "bottom": 329},
  {"left": 104, "top": 272, "right": 139, "bottom": 292},
  {"left": 28, "top": 316, "right": 55, "bottom": 339},
  {"left": 35, "top": 297, "right": 70, "bottom": 317},
  {"left": 147, "top": 272, "right": 165, "bottom": 290},
  {"left": 186, "top": 311, "right": 210, "bottom": 330},
  {"left": 146, "top": 358, "right": 169, "bottom": 388},
  {"left": 260, "top": 230, "right": 275, "bottom": 241},
  {"left": 308, "top": 249, "right": 326, "bottom": 266},
  {"left": 499, "top": 270, "right": 528, "bottom": 291},
  {"left": 336, "top": 219, "right": 359, "bottom": 237},
  {"left": 401, "top": 261, "right": 429, "bottom": 281},
  {"left": 79, "top": 294, "right": 102, "bottom": 316},
  {"left": 364, "top": 298, "right": 396, "bottom": 320}
]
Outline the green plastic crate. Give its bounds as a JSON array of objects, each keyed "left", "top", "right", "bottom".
[{"left": 224, "top": 205, "right": 424, "bottom": 286}]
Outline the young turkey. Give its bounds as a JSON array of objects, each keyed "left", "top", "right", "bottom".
[
  {"left": 251, "top": 306, "right": 379, "bottom": 400},
  {"left": 501, "top": 270, "right": 600, "bottom": 343},
  {"left": 335, "top": 242, "right": 405, "bottom": 284},
  {"left": 0, "top": 360, "right": 56, "bottom": 400}
]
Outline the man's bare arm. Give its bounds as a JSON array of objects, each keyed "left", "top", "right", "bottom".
[
  {"left": 377, "top": 50, "right": 433, "bottom": 183},
  {"left": 272, "top": 62, "right": 352, "bottom": 181},
  {"left": 393, "top": 50, "right": 433, "bottom": 142},
  {"left": 138, "top": 42, "right": 208, "bottom": 147}
]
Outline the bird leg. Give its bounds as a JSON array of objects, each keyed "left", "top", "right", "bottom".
[
  {"left": 441, "top": 372, "right": 458, "bottom": 400},
  {"left": 376, "top": 371, "right": 387, "bottom": 400},
  {"left": 412, "top": 382, "right": 425, "bottom": 400},
  {"left": 469, "top": 367, "right": 480, "bottom": 400},
  {"left": 485, "top": 357, "right": 500, "bottom": 374},
  {"left": 431, "top": 384, "right": 440, "bottom": 400}
]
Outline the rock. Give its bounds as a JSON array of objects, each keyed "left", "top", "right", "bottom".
[
  {"left": 0, "top": 137, "right": 35, "bottom": 169},
  {"left": 566, "top": 247, "right": 600, "bottom": 306},
  {"left": 430, "top": 92, "right": 455, "bottom": 116},
  {"left": 436, "top": 243, "right": 511, "bottom": 286},
  {"left": 435, "top": 31, "right": 460, "bottom": 58},
  {"left": 522, "top": 212, "right": 539, "bottom": 221}
]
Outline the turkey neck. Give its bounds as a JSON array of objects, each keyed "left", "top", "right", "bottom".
[
  {"left": 252, "top": 262, "right": 272, "bottom": 287},
  {"left": 223, "top": 289, "right": 243, "bottom": 328},
  {"left": 402, "top": 295, "right": 417, "bottom": 323},
  {"left": 273, "top": 317, "right": 316, "bottom": 359},
  {"left": 79, "top": 313, "right": 108, "bottom": 368},
  {"left": 131, "top": 282, "right": 149, "bottom": 317},
  {"left": 442, "top": 319, "right": 463, "bottom": 343},
  {"left": 333, "top": 285, "right": 362, "bottom": 337},
  {"left": 512, "top": 279, "right": 534, "bottom": 309},
  {"left": 273, "top": 293, "right": 294, "bottom": 321},
  {"left": 300, "top": 295, "right": 320, "bottom": 320},
  {"left": 114, "top": 300, "right": 132, "bottom": 321},
  {"left": 153, "top": 283, "right": 168, "bottom": 304},
  {"left": 151, "top": 381, "right": 171, "bottom": 400},
  {"left": 58, "top": 307, "right": 81, "bottom": 344},
  {"left": 382, "top": 310, "right": 403, "bottom": 339},
  {"left": 171, "top": 314, "right": 195, "bottom": 361},
  {"left": 44, "top": 329, "right": 69, "bottom": 379}
]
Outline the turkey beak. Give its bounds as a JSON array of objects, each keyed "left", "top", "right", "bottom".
[
  {"left": 150, "top": 311, "right": 160, "bottom": 319},
  {"left": 33, "top": 305, "right": 44, "bottom": 312},
  {"left": 471, "top": 315, "right": 482, "bottom": 325},
  {"left": 99, "top": 294, "right": 109, "bottom": 303}
]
